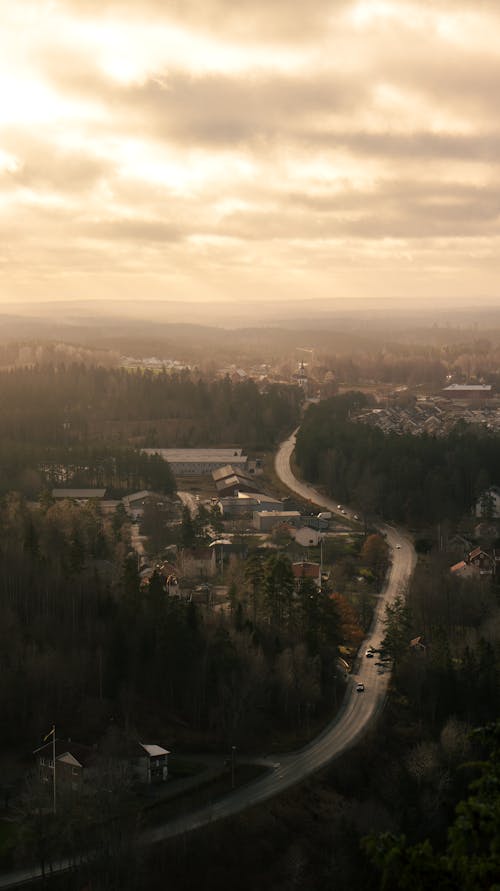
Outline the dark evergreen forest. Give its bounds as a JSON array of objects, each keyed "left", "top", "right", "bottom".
[
  {"left": 295, "top": 393, "right": 500, "bottom": 526},
  {"left": 0, "top": 493, "right": 341, "bottom": 755},
  {"left": 0, "top": 365, "right": 300, "bottom": 495}
]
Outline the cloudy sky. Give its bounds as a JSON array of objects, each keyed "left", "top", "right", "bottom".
[{"left": 1, "top": 0, "right": 499, "bottom": 310}]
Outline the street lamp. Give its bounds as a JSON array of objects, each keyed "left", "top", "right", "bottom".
[{"left": 231, "top": 745, "right": 236, "bottom": 789}]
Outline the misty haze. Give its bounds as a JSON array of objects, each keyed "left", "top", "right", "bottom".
[{"left": 0, "top": 1, "right": 499, "bottom": 890}]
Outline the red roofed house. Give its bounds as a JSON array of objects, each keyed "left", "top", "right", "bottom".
[{"left": 292, "top": 561, "right": 321, "bottom": 589}]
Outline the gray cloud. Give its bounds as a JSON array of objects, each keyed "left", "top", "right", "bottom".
[
  {"left": 0, "top": 133, "right": 112, "bottom": 193},
  {"left": 80, "top": 218, "right": 183, "bottom": 242},
  {"left": 3, "top": 0, "right": 500, "bottom": 304}
]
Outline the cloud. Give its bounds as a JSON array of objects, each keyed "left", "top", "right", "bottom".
[
  {"left": 0, "top": 133, "right": 112, "bottom": 193},
  {"left": 80, "top": 218, "right": 183, "bottom": 243},
  {"left": 60, "top": 0, "right": 348, "bottom": 42},
  {"left": 2, "top": 0, "right": 500, "bottom": 306}
]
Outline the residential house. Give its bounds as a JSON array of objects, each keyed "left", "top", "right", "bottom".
[
  {"left": 34, "top": 737, "right": 170, "bottom": 790},
  {"left": 409, "top": 635, "right": 427, "bottom": 652},
  {"left": 450, "top": 560, "right": 478, "bottom": 579},
  {"left": 34, "top": 739, "right": 95, "bottom": 792},
  {"left": 292, "top": 561, "right": 322, "bottom": 589},
  {"left": 450, "top": 545, "right": 496, "bottom": 578},
  {"left": 130, "top": 743, "right": 170, "bottom": 784},
  {"left": 468, "top": 546, "right": 495, "bottom": 575}
]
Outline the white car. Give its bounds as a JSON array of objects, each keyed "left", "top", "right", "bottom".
[
  {"left": 365, "top": 650, "right": 374, "bottom": 658},
  {"left": 356, "top": 683, "right": 365, "bottom": 692},
  {"left": 395, "top": 544, "right": 401, "bottom": 549}
]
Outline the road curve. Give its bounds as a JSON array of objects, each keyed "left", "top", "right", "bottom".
[
  {"left": 143, "top": 428, "right": 416, "bottom": 844},
  {"left": 0, "top": 429, "right": 416, "bottom": 888}
]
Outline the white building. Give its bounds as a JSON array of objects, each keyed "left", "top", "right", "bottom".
[
  {"left": 253, "top": 510, "right": 301, "bottom": 532},
  {"left": 143, "top": 448, "right": 248, "bottom": 475}
]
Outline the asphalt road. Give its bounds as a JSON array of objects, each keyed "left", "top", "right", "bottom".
[
  {"left": 142, "top": 428, "right": 416, "bottom": 844},
  {"left": 0, "top": 429, "right": 416, "bottom": 887}
]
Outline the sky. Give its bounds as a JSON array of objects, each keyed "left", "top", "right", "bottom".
[{"left": 1, "top": 0, "right": 500, "bottom": 311}]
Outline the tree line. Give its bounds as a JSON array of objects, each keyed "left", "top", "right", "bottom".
[
  {"left": 295, "top": 393, "right": 500, "bottom": 526},
  {"left": 0, "top": 364, "right": 300, "bottom": 496},
  {"left": 0, "top": 494, "right": 342, "bottom": 758},
  {"left": 0, "top": 364, "right": 300, "bottom": 447}
]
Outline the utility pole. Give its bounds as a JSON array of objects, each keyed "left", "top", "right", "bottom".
[
  {"left": 231, "top": 746, "right": 236, "bottom": 789},
  {"left": 43, "top": 724, "right": 57, "bottom": 814},
  {"left": 52, "top": 726, "right": 56, "bottom": 815}
]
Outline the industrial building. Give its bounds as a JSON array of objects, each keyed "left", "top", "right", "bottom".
[{"left": 143, "top": 448, "right": 248, "bottom": 475}]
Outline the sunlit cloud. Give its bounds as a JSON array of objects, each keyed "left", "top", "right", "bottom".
[{"left": 1, "top": 0, "right": 499, "bottom": 307}]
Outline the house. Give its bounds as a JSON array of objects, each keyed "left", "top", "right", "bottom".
[
  {"left": 34, "top": 739, "right": 95, "bottom": 791},
  {"left": 34, "top": 737, "right": 170, "bottom": 789},
  {"left": 468, "top": 546, "right": 495, "bottom": 575},
  {"left": 409, "top": 635, "right": 427, "bottom": 651},
  {"left": 292, "top": 561, "right": 322, "bottom": 589},
  {"left": 450, "top": 545, "right": 496, "bottom": 578},
  {"left": 131, "top": 743, "right": 170, "bottom": 784},
  {"left": 450, "top": 560, "right": 479, "bottom": 579}
]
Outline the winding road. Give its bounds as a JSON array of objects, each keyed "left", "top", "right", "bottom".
[
  {"left": 142, "top": 428, "right": 416, "bottom": 844},
  {"left": 0, "top": 428, "right": 416, "bottom": 887}
]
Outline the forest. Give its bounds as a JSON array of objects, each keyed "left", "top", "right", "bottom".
[
  {"left": 22, "top": 553, "right": 499, "bottom": 890},
  {"left": 295, "top": 393, "right": 500, "bottom": 526},
  {"left": 0, "top": 492, "right": 345, "bottom": 757},
  {"left": 0, "top": 364, "right": 300, "bottom": 496}
]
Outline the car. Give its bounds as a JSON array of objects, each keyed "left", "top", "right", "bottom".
[
  {"left": 356, "top": 683, "right": 365, "bottom": 692},
  {"left": 341, "top": 509, "right": 346, "bottom": 514},
  {"left": 354, "top": 514, "right": 360, "bottom": 520},
  {"left": 337, "top": 504, "right": 342, "bottom": 510},
  {"left": 395, "top": 544, "right": 401, "bottom": 549},
  {"left": 365, "top": 650, "right": 374, "bottom": 658}
]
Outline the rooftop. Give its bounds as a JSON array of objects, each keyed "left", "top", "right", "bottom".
[
  {"left": 443, "top": 384, "right": 492, "bottom": 392},
  {"left": 52, "top": 488, "right": 106, "bottom": 499}
]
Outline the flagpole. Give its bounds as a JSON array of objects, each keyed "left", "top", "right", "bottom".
[{"left": 52, "top": 725, "right": 56, "bottom": 815}]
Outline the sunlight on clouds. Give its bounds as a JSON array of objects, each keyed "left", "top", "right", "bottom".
[
  {"left": 57, "top": 14, "right": 308, "bottom": 83},
  {"left": 348, "top": 0, "right": 430, "bottom": 29},
  {"left": 0, "top": 150, "right": 20, "bottom": 174},
  {"left": 1, "top": 0, "right": 500, "bottom": 305},
  {"left": 284, "top": 155, "right": 379, "bottom": 191},
  {"left": 110, "top": 138, "right": 256, "bottom": 194},
  {"left": 371, "top": 83, "right": 475, "bottom": 133}
]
